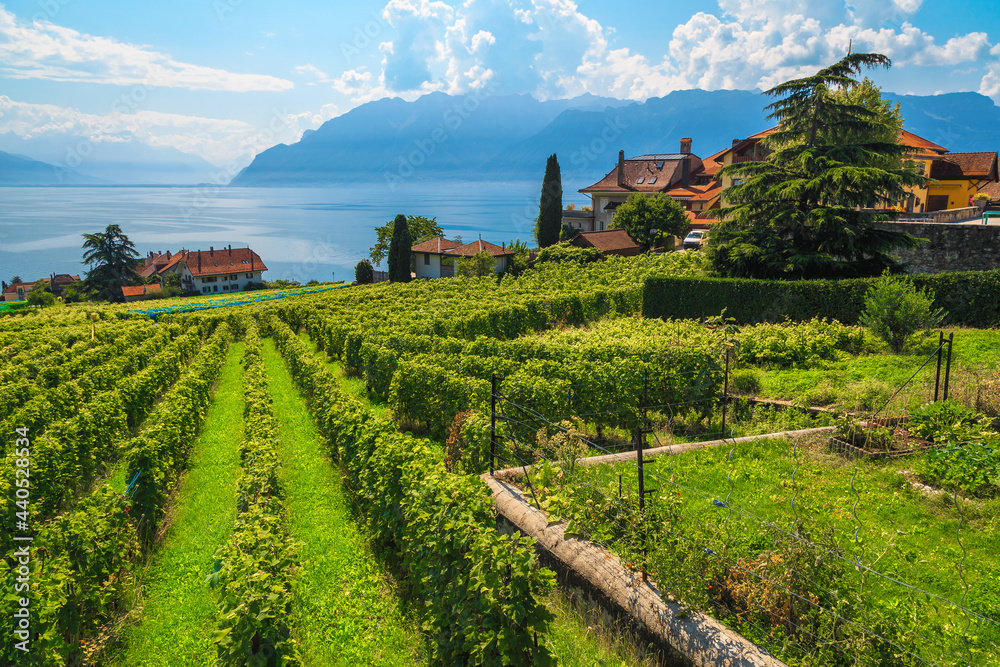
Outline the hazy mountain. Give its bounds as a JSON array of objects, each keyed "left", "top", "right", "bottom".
[
  {"left": 230, "top": 92, "right": 629, "bottom": 186},
  {"left": 0, "top": 133, "right": 219, "bottom": 185},
  {"left": 231, "top": 89, "right": 1000, "bottom": 188},
  {"left": 0, "top": 150, "right": 106, "bottom": 185}
]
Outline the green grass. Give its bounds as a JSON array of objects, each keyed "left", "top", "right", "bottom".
[
  {"left": 108, "top": 342, "right": 245, "bottom": 667},
  {"left": 515, "top": 436, "right": 1000, "bottom": 666},
  {"left": 262, "top": 337, "right": 427, "bottom": 666},
  {"left": 754, "top": 327, "right": 1000, "bottom": 414}
]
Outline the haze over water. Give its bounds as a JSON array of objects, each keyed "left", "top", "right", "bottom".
[{"left": 0, "top": 181, "right": 578, "bottom": 284}]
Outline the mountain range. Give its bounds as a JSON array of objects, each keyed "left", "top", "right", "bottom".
[
  {"left": 3, "top": 89, "right": 999, "bottom": 188},
  {"left": 0, "top": 133, "right": 219, "bottom": 185},
  {"left": 232, "top": 89, "right": 1000, "bottom": 189}
]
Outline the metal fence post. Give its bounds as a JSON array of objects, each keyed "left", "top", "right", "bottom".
[
  {"left": 721, "top": 347, "right": 730, "bottom": 437},
  {"left": 934, "top": 331, "right": 944, "bottom": 402},
  {"left": 943, "top": 334, "right": 954, "bottom": 401}
]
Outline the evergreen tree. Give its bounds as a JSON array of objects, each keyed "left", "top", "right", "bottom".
[
  {"left": 369, "top": 215, "right": 443, "bottom": 266},
  {"left": 81, "top": 224, "right": 141, "bottom": 302},
  {"left": 708, "top": 53, "right": 927, "bottom": 279},
  {"left": 387, "top": 214, "right": 412, "bottom": 282},
  {"left": 537, "top": 154, "right": 562, "bottom": 248},
  {"left": 354, "top": 259, "right": 374, "bottom": 284}
]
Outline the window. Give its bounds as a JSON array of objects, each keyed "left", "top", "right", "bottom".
[
  {"left": 732, "top": 178, "right": 744, "bottom": 187},
  {"left": 231, "top": 274, "right": 237, "bottom": 280},
  {"left": 649, "top": 177, "right": 657, "bottom": 185},
  {"left": 636, "top": 177, "right": 645, "bottom": 184},
  {"left": 424, "top": 253, "right": 430, "bottom": 265},
  {"left": 246, "top": 272, "right": 252, "bottom": 278},
  {"left": 213, "top": 286, "right": 218, "bottom": 292},
  {"left": 202, "top": 287, "right": 209, "bottom": 294}
]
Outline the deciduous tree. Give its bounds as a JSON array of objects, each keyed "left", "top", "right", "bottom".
[
  {"left": 610, "top": 192, "right": 688, "bottom": 251},
  {"left": 369, "top": 215, "right": 443, "bottom": 266}
]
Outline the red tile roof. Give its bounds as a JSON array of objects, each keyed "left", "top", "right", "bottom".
[
  {"left": 448, "top": 239, "right": 515, "bottom": 257},
  {"left": 139, "top": 247, "right": 267, "bottom": 278},
  {"left": 570, "top": 229, "right": 641, "bottom": 256},
  {"left": 121, "top": 284, "right": 162, "bottom": 298},
  {"left": 580, "top": 156, "right": 704, "bottom": 194},
  {"left": 411, "top": 237, "right": 462, "bottom": 253},
  {"left": 930, "top": 152, "right": 999, "bottom": 180},
  {"left": 899, "top": 130, "right": 947, "bottom": 155}
]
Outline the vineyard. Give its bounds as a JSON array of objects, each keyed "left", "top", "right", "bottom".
[{"left": 1, "top": 251, "right": 998, "bottom": 666}]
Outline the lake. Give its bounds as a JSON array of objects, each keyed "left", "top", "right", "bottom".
[{"left": 0, "top": 182, "right": 583, "bottom": 285}]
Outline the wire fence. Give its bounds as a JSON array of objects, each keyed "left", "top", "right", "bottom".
[{"left": 486, "top": 341, "right": 999, "bottom": 667}]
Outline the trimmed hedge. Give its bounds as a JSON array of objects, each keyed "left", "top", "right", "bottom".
[{"left": 643, "top": 269, "right": 1000, "bottom": 327}]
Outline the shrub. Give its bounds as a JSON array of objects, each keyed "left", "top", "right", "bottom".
[
  {"left": 858, "top": 271, "right": 945, "bottom": 353},
  {"left": 456, "top": 250, "right": 497, "bottom": 277},
  {"left": 729, "top": 368, "right": 762, "bottom": 395},
  {"left": 354, "top": 258, "right": 374, "bottom": 284},
  {"left": 916, "top": 442, "right": 1000, "bottom": 497},
  {"left": 535, "top": 242, "right": 601, "bottom": 265}
]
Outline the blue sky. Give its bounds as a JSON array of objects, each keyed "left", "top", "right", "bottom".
[{"left": 1, "top": 0, "right": 998, "bottom": 167}]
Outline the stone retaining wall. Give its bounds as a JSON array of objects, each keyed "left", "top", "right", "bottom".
[{"left": 875, "top": 221, "right": 1000, "bottom": 274}]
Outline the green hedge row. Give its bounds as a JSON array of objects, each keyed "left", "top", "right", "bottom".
[
  {"left": 643, "top": 269, "right": 1000, "bottom": 327},
  {"left": 211, "top": 321, "right": 300, "bottom": 666},
  {"left": 269, "top": 316, "right": 556, "bottom": 666}
]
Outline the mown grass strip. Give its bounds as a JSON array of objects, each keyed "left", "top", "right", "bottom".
[
  {"left": 297, "top": 324, "right": 659, "bottom": 667},
  {"left": 262, "top": 337, "right": 427, "bottom": 666},
  {"left": 108, "top": 342, "right": 245, "bottom": 667}
]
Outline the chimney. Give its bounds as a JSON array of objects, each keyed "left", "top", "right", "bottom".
[
  {"left": 680, "top": 137, "right": 692, "bottom": 154},
  {"left": 198, "top": 251, "right": 202, "bottom": 272},
  {"left": 210, "top": 246, "right": 214, "bottom": 256},
  {"left": 681, "top": 157, "right": 690, "bottom": 188},
  {"left": 166, "top": 250, "right": 171, "bottom": 259},
  {"left": 617, "top": 150, "right": 625, "bottom": 187}
]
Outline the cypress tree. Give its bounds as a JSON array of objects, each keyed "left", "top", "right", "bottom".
[
  {"left": 537, "top": 154, "right": 562, "bottom": 248},
  {"left": 387, "top": 213, "right": 412, "bottom": 282},
  {"left": 709, "top": 53, "right": 927, "bottom": 279}
]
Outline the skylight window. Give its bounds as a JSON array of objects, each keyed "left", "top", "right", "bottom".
[
  {"left": 656, "top": 161, "right": 665, "bottom": 169},
  {"left": 636, "top": 177, "right": 645, "bottom": 184},
  {"left": 649, "top": 177, "right": 657, "bottom": 185}
]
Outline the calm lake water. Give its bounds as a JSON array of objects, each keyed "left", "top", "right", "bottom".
[{"left": 0, "top": 182, "right": 580, "bottom": 284}]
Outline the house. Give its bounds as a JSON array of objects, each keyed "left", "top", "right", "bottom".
[
  {"left": 412, "top": 237, "right": 516, "bottom": 278},
  {"left": 575, "top": 138, "right": 722, "bottom": 232},
  {"left": 568, "top": 229, "right": 642, "bottom": 257},
  {"left": 137, "top": 246, "right": 268, "bottom": 294},
  {"left": 2, "top": 274, "right": 81, "bottom": 302},
  {"left": 121, "top": 284, "right": 162, "bottom": 302},
  {"left": 713, "top": 127, "right": 998, "bottom": 213}
]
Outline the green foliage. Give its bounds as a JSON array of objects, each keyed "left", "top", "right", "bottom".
[
  {"left": 643, "top": 269, "right": 1000, "bottom": 327},
  {"left": 907, "top": 399, "right": 997, "bottom": 444},
  {"left": 354, "top": 258, "right": 374, "bottom": 284},
  {"left": 26, "top": 283, "right": 56, "bottom": 307},
  {"left": 506, "top": 238, "right": 531, "bottom": 277},
  {"left": 211, "top": 323, "right": 300, "bottom": 666},
  {"left": 270, "top": 318, "right": 556, "bottom": 665},
  {"left": 537, "top": 153, "right": 562, "bottom": 248},
  {"left": 369, "top": 215, "right": 443, "bottom": 266},
  {"left": 535, "top": 242, "right": 601, "bottom": 265},
  {"left": 859, "top": 271, "right": 945, "bottom": 353},
  {"left": 709, "top": 54, "right": 927, "bottom": 279},
  {"left": 387, "top": 214, "right": 412, "bottom": 283},
  {"left": 81, "top": 224, "right": 142, "bottom": 302},
  {"left": 610, "top": 192, "right": 688, "bottom": 251},
  {"left": 917, "top": 442, "right": 1000, "bottom": 498},
  {"left": 456, "top": 249, "right": 497, "bottom": 277},
  {"left": 735, "top": 318, "right": 868, "bottom": 366}
]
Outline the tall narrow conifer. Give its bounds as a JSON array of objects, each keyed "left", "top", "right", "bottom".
[
  {"left": 537, "top": 154, "right": 562, "bottom": 248},
  {"left": 387, "top": 213, "right": 412, "bottom": 282}
]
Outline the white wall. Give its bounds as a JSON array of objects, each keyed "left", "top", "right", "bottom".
[{"left": 414, "top": 252, "right": 442, "bottom": 279}]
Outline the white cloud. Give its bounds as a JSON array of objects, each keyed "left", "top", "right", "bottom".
[
  {"left": 0, "top": 8, "right": 293, "bottom": 92},
  {"left": 295, "top": 64, "right": 332, "bottom": 85},
  {"left": 330, "top": 0, "right": 995, "bottom": 105},
  {"left": 0, "top": 96, "right": 338, "bottom": 165}
]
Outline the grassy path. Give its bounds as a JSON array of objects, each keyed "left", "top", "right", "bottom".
[
  {"left": 294, "top": 328, "right": 657, "bottom": 666},
  {"left": 262, "top": 338, "right": 427, "bottom": 666},
  {"left": 108, "top": 342, "right": 245, "bottom": 667}
]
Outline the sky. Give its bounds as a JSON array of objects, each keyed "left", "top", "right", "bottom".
[{"left": 1, "top": 0, "right": 999, "bottom": 169}]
